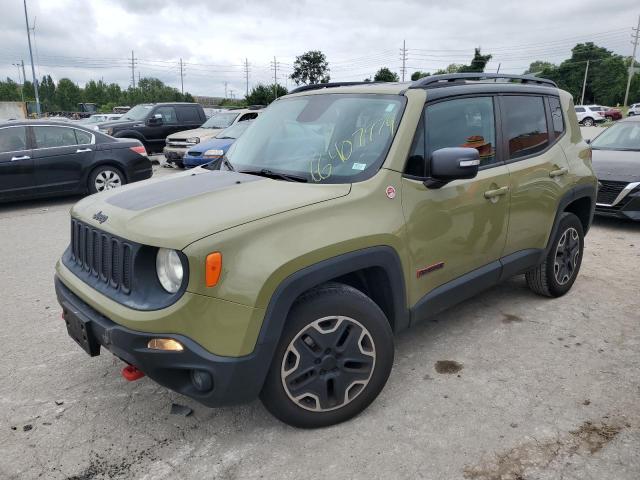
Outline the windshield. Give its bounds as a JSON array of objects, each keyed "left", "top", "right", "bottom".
[
  {"left": 202, "top": 112, "right": 239, "bottom": 129},
  {"left": 226, "top": 94, "right": 405, "bottom": 183},
  {"left": 121, "top": 105, "right": 152, "bottom": 121},
  {"left": 591, "top": 122, "right": 640, "bottom": 151},
  {"left": 215, "top": 121, "right": 252, "bottom": 139}
]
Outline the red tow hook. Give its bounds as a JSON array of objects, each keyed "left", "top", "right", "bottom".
[{"left": 122, "top": 364, "right": 145, "bottom": 381}]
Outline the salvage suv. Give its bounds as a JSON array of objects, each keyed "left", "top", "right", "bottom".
[{"left": 55, "top": 74, "right": 597, "bottom": 428}]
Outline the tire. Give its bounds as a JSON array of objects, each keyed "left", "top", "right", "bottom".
[
  {"left": 260, "top": 283, "right": 394, "bottom": 428},
  {"left": 605, "top": 115, "right": 613, "bottom": 122},
  {"left": 582, "top": 117, "right": 594, "bottom": 126},
  {"left": 526, "top": 212, "right": 584, "bottom": 298},
  {"left": 88, "top": 165, "right": 126, "bottom": 194}
]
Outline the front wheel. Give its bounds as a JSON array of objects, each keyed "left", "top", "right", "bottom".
[
  {"left": 88, "top": 165, "right": 126, "bottom": 194},
  {"left": 526, "top": 212, "right": 584, "bottom": 297},
  {"left": 582, "top": 117, "right": 594, "bottom": 126},
  {"left": 260, "top": 283, "right": 394, "bottom": 428}
]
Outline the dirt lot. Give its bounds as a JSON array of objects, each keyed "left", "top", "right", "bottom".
[{"left": 1, "top": 161, "right": 639, "bottom": 480}]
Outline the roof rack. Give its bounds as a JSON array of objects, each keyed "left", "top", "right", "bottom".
[
  {"left": 289, "top": 81, "right": 379, "bottom": 94},
  {"left": 409, "top": 73, "right": 557, "bottom": 89}
]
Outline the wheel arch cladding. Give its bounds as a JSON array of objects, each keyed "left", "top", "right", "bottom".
[
  {"left": 546, "top": 184, "right": 596, "bottom": 255},
  {"left": 563, "top": 195, "right": 592, "bottom": 233},
  {"left": 256, "top": 246, "right": 410, "bottom": 351}
]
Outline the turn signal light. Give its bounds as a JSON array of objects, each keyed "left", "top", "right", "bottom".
[
  {"left": 147, "top": 338, "right": 184, "bottom": 351},
  {"left": 206, "top": 252, "right": 222, "bottom": 287}
]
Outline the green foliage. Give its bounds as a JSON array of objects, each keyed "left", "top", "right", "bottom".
[
  {"left": 374, "top": 67, "right": 399, "bottom": 82},
  {"left": 434, "top": 64, "right": 463, "bottom": 75},
  {"left": 457, "top": 48, "right": 492, "bottom": 73},
  {"left": 245, "top": 83, "right": 288, "bottom": 105},
  {"left": 291, "top": 50, "right": 330, "bottom": 85},
  {"left": 0, "top": 78, "right": 22, "bottom": 101},
  {"left": 411, "top": 71, "right": 430, "bottom": 81},
  {"left": 524, "top": 61, "right": 556, "bottom": 75}
]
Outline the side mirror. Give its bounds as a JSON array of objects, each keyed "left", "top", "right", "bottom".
[
  {"left": 425, "top": 147, "right": 480, "bottom": 189},
  {"left": 147, "top": 114, "right": 163, "bottom": 126}
]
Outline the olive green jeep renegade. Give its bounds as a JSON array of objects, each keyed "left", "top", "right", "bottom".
[{"left": 55, "top": 73, "right": 596, "bottom": 428}]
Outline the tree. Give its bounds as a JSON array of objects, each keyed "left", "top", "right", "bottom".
[
  {"left": 374, "top": 67, "right": 399, "bottom": 82},
  {"left": 246, "top": 83, "right": 288, "bottom": 105},
  {"left": 434, "top": 64, "right": 463, "bottom": 75},
  {"left": 524, "top": 61, "right": 556, "bottom": 75},
  {"left": 411, "top": 71, "right": 430, "bottom": 81},
  {"left": 39, "top": 75, "right": 56, "bottom": 110},
  {"left": 290, "top": 50, "right": 330, "bottom": 85},
  {"left": 458, "top": 48, "right": 492, "bottom": 73},
  {"left": 54, "top": 78, "right": 82, "bottom": 111}
]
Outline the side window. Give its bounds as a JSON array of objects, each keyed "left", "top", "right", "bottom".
[
  {"left": 0, "top": 127, "right": 27, "bottom": 153},
  {"left": 548, "top": 97, "right": 565, "bottom": 137},
  {"left": 404, "top": 115, "right": 425, "bottom": 177},
  {"left": 238, "top": 112, "right": 258, "bottom": 121},
  {"left": 426, "top": 96, "right": 497, "bottom": 167},
  {"left": 154, "top": 106, "right": 177, "bottom": 124},
  {"left": 33, "top": 126, "right": 78, "bottom": 148},
  {"left": 74, "top": 129, "right": 93, "bottom": 145},
  {"left": 502, "top": 96, "right": 550, "bottom": 160},
  {"left": 176, "top": 106, "right": 201, "bottom": 123}
]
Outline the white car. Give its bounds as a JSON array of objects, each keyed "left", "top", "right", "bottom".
[
  {"left": 574, "top": 105, "right": 606, "bottom": 126},
  {"left": 628, "top": 103, "right": 640, "bottom": 116}
]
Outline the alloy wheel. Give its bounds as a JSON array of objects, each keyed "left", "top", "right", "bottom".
[
  {"left": 281, "top": 316, "right": 376, "bottom": 412},
  {"left": 95, "top": 170, "right": 122, "bottom": 192},
  {"left": 554, "top": 227, "right": 580, "bottom": 285}
]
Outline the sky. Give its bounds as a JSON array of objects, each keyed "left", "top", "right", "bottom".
[{"left": 0, "top": 0, "right": 638, "bottom": 98}]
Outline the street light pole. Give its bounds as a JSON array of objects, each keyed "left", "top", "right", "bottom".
[
  {"left": 23, "top": 0, "right": 40, "bottom": 115},
  {"left": 623, "top": 14, "right": 640, "bottom": 108}
]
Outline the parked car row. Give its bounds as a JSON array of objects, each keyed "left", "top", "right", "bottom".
[{"left": 574, "top": 104, "right": 623, "bottom": 125}]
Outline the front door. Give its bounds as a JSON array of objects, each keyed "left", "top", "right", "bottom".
[
  {"left": 401, "top": 96, "right": 510, "bottom": 311},
  {"left": 0, "top": 125, "right": 34, "bottom": 201}
]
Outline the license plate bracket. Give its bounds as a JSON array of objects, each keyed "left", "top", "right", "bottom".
[{"left": 64, "top": 309, "right": 100, "bottom": 357}]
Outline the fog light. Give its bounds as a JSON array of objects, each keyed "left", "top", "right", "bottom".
[
  {"left": 147, "top": 338, "right": 184, "bottom": 351},
  {"left": 191, "top": 369, "right": 213, "bottom": 392}
]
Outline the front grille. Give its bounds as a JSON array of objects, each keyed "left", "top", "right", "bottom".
[
  {"left": 69, "top": 218, "right": 133, "bottom": 294},
  {"left": 597, "top": 180, "right": 627, "bottom": 205},
  {"left": 187, "top": 151, "right": 202, "bottom": 157}
]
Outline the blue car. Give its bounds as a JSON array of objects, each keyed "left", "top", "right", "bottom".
[{"left": 183, "top": 120, "right": 253, "bottom": 168}]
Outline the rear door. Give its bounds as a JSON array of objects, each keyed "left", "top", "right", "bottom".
[
  {"left": 176, "top": 105, "right": 205, "bottom": 128},
  {"left": 31, "top": 125, "right": 96, "bottom": 195},
  {"left": 0, "top": 125, "right": 34, "bottom": 200},
  {"left": 501, "top": 95, "right": 571, "bottom": 256}
]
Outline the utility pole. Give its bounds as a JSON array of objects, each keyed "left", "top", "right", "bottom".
[
  {"left": 224, "top": 81, "right": 228, "bottom": 99},
  {"left": 580, "top": 59, "right": 590, "bottom": 105},
  {"left": 400, "top": 40, "right": 407, "bottom": 82},
  {"left": 244, "top": 58, "right": 250, "bottom": 97},
  {"left": 179, "top": 58, "right": 184, "bottom": 94},
  {"left": 130, "top": 50, "right": 137, "bottom": 88},
  {"left": 623, "top": 14, "right": 640, "bottom": 108},
  {"left": 21, "top": 60, "right": 27, "bottom": 87},
  {"left": 271, "top": 56, "right": 280, "bottom": 99},
  {"left": 12, "top": 63, "right": 24, "bottom": 102},
  {"left": 23, "top": 0, "right": 40, "bottom": 115}
]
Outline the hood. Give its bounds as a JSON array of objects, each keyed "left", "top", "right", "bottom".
[
  {"left": 592, "top": 149, "right": 640, "bottom": 182},
  {"left": 188, "top": 137, "right": 235, "bottom": 154},
  {"left": 95, "top": 119, "right": 140, "bottom": 129},
  {"left": 70, "top": 169, "right": 351, "bottom": 248},
  {"left": 167, "top": 127, "right": 220, "bottom": 140}
]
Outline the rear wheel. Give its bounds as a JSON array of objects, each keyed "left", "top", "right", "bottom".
[
  {"left": 260, "top": 283, "right": 394, "bottom": 428},
  {"left": 605, "top": 115, "right": 613, "bottom": 121},
  {"left": 526, "top": 212, "right": 584, "bottom": 297},
  {"left": 582, "top": 117, "right": 594, "bottom": 126},
  {"left": 88, "top": 165, "right": 125, "bottom": 194}
]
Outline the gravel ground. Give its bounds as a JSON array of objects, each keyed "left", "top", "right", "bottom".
[{"left": 1, "top": 160, "right": 638, "bottom": 480}]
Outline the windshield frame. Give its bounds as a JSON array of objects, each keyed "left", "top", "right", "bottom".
[
  {"left": 591, "top": 120, "right": 640, "bottom": 151},
  {"left": 226, "top": 93, "right": 408, "bottom": 184},
  {"left": 121, "top": 105, "right": 152, "bottom": 121}
]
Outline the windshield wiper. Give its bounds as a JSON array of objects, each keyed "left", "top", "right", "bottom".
[{"left": 241, "top": 168, "right": 308, "bottom": 182}]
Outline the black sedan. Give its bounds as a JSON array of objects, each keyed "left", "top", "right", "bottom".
[
  {"left": 0, "top": 121, "right": 152, "bottom": 203},
  {"left": 591, "top": 116, "right": 640, "bottom": 220}
]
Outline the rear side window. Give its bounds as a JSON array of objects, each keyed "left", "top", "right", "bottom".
[
  {"left": 176, "top": 106, "right": 201, "bottom": 123},
  {"left": 425, "top": 96, "right": 497, "bottom": 167},
  {"left": 0, "top": 127, "right": 27, "bottom": 153},
  {"left": 74, "top": 129, "right": 93, "bottom": 145},
  {"left": 33, "top": 126, "right": 78, "bottom": 148},
  {"left": 502, "top": 96, "right": 549, "bottom": 160},
  {"left": 548, "top": 97, "right": 565, "bottom": 137}
]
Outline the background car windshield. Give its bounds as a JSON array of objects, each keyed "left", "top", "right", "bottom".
[
  {"left": 215, "top": 121, "right": 252, "bottom": 139},
  {"left": 226, "top": 94, "right": 404, "bottom": 183},
  {"left": 121, "top": 105, "right": 152, "bottom": 121},
  {"left": 202, "top": 112, "right": 239, "bottom": 129},
  {"left": 591, "top": 122, "right": 640, "bottom": 151}
]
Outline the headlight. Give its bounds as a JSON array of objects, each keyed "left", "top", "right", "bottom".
[
  {"left": 203, "top": 149, "right": 224, "bottom": 158},
  {"left": 156, "top": 248, "right": 183, "bottom": 293},
  {"left": 187, "top": 137, "right": 200, "bottom": 144}
]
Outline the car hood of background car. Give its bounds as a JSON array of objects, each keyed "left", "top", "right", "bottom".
[
  {"left": 70, "top": 169, "right": 351, "bottom": 249},
  {"left": 592, "top": 149, "right": 640, "bottom": 182},
  {"left": 95, "top": 119, "right": 141, "bottom": 130},
  {"left": 167, "top": 127, "right": 221, "bottom": 140},
  {"left": 188, "top": 137, "right": 235, "bottom": 154}
]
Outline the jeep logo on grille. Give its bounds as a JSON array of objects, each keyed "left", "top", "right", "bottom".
[{"left": 92, "top": 211, "right": 109, "bottom": 224}]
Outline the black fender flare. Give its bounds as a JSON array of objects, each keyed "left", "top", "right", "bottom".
[{"left": 113, "top": 130, "right": 147, "bottom": 143}]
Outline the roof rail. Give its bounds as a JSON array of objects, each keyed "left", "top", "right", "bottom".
[
  {"left": 409, "top": 73, "right": 557, "bottom": 89},
  {"left": 289, "top": 81, "right": 379, "bottom": 94}
]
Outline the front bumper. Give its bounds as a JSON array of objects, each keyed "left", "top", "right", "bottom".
[
  {"left": 595, "top": 189, "right": 640, "bottom": 221},
  {"left": 55, "top": 276, "right": 274, "bottom": 407},
  {"left": 163, "top": 146, "right": 188, "bottom": 162}
]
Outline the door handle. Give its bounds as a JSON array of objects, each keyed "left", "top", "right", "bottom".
[
  {"left": 483, "top": 186, "right": 509, "bottom": 199},
  {"left": 549, "top": 167, "right": 568, "bottom": 178},
  {"left": 76, "top": 148, "right": 92, "bottom": 153},
  {"left": 10, "top": 155, "right": 30, "bottom": 161}
]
